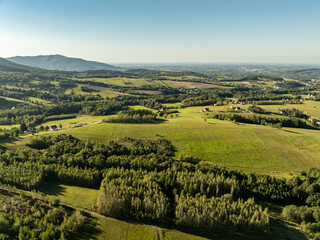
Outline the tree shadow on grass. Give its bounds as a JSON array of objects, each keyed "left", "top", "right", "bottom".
[
  {"left": 0, "top": 136, "right": 21, "bottom": 147},
  {"left": 163, "top": 217, "right": 307, "bottom": 240},
  {"left": 266, "top": 217, "right": 307, "bottom": 240},
  {"left": 106, "top": 118, "right": 168, "bottom": 125},
  {"left": 91, "top": 213, "right": 307, "bottom": 240},
  {"left": 76, "top": 216, "right": 102, "bottom": 240},
  {"left": 282, "top": 129, "right": 302, "bottom": 135},
  {"left": 39, "top": 181, "right": 67, "bottom": 196}
]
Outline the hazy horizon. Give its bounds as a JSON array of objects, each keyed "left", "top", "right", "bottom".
[
  {"left": 1, "top": 0, "right": 320, "bottom": 64},
  {"left": 6, "top": 54, "right": 320, "bottom": 67}
]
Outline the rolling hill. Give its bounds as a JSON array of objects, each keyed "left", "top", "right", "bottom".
[
  {"left": 7, "top": 54, "right": 117, "bottom": 71},
  {"left": 0, "top": 57, "right": 37, "bottom": 72}
]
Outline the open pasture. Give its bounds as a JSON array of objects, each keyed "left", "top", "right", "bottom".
[
  {"left": 75, "top": 77, "right": 156, "bottom": 87},
  {"left": 40, "top": 105, "right": 320, "bottom": 176},
  {"left": 163, "top": 80, "right": 222, "bottom": 89},
  {"left": 5, "top": 104, "right": 320, "bottom": 175}
]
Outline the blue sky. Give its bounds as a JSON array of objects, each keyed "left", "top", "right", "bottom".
[{"left": 0, "top": 0, "right": 319, "bottom": 63}]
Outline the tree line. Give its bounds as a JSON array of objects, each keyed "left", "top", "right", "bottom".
[
  {"left": 209, "top": 112, "right": 318, "bottom": 130},
  {"left": 0, "top": 134, "right": 319, "bottom": 237}
]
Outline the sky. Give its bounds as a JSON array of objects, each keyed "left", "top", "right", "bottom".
[{"left": 0, "top": 0, "right": 320, "bottom": 63}]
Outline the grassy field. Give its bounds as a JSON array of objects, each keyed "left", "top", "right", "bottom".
[
  {"left": 75, "top": 77, "right": 156, "bottom": 87},
  {"left": 66, "top": 84, "right": 121, "bottom": 98},
  {"left": 0, "top": 124, "right": 19, "bottom": 130},
  {"left": 39, "top": 182, "right": 99, "bottom": 210},
  {"left": 129, "top": 105, "right": 155, "bottom": 111},
  {"left": 86, "top": 214, "right": 307, "bottom": 240},
  {"left": 4, "top": 104, "right": 320, "bottom": 175},
  {"left": 19, "top": 105, "right": 316, "bottom": 176},
  {"left": 73, "top": 76, "right": 227, "bottom": 90},
  {"left": 92, "top": 215, "right": 219, "bottom": 240},
  {"left": 3, "top": 96, "right": 31, "bottom": 104},
  {"left": 28, "top": 97, "right": 52, "bottom": 105},
  {"left": 0, "top": 96, "right": 30, "bottom": 109},
  {"left": 163, "top": 80, "right": 225, "bottom": 89},
  {"left": 261, "top": 101, "right": 320, "bottom": 118}
]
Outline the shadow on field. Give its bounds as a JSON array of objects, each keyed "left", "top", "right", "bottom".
[
  {"left": 167, "top": 218, "right": 307, "bottom": 240},
  {"left": 77, "top": 216, "right": 102, "bottom": 240},
  {"left": 39, "top": 182, "right": 67, "bottom": 196},
  {"left": 89, "top": 212, "right": 307, "bottom": 240},
  {"left": 282, "top": 129, "right": 302, "bottom": 134},
  {"left": 106, "top": 118, "right": 168, "bottom": 124},
  {"left": 0, "top": 136, "right": 21, "bottom": 147},
  {"left": 130, "top": 118, "right": 168, "bottom": 124}
]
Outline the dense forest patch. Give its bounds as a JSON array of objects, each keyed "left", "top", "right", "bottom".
[{"left": 0, "top": 134, "right": 318, "bottom": 238}]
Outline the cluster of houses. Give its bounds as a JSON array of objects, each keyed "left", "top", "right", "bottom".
[
  {"left": 229, "top": 106, "right": 243, "bottom": 111},
  {"left": 200, "top": 108, "right": 211, "bottom": 112},
  {"left": 178, "top": 88, "right": 199, "bottom": 94},
  {"left": 289, "top": 99, "right": 304, "bottom": 104},
  {"left": 199, "top": 105, "right": 246, "bottom": 113},
  {"left": 160, "top": 107, "right": 168, "bottom": 112},
  {"left": 232, "top": 101, "right": 251, "bottom": 105},
  {"left": 23, "top": 130, "right": 36, "bottom": 135},
  {"left": 308, "top": 117, "right": 320, "bottom": 126},
  {"left": 24, "top": 125, "right": 59, "bottom": 135}
]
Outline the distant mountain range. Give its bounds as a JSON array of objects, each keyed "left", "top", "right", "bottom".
[{"left": 7, "top": 55, "right": 117, "bottom": 71}]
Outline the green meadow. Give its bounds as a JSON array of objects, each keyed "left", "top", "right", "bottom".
[
  {"left": 12, "top": 105, "right": 316, "bottom": 176},
  {"left": 4, "top": 103, "right": 320, "bottom": 175},
  {"left": 75, "top": 77, "right": 153, "bottom": 87},
  {"left": 28, "top": 97, "right": 52, "bottom": 105}
]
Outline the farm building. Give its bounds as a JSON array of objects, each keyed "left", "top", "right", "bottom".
[
  {"left": 50, "top": 125, "right": 58, "bottom": 131},
  {"left": 200, "top": 108, "right": 210, "bottom": 112},
  {"left": 230, "top": 106, "right": 242, "bottom": 111},
  {"left": 309, "top": 117, "right": 315, "bottom": 122}
]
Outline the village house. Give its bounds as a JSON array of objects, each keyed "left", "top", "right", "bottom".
[
  {"left": 230, "top": 106, "right": 242, "bottom": 111},
  {"left": 24, "top": 130, "right": 33, "bottom": 135},
  {"left": 50, "top": 125, "right": 58, "bottom": 131},
  {"left": 200, "top": 107, "right": 210, "bottom": 112}
]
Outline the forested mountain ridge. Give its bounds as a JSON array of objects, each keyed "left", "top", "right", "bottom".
[
  {"left": 0, "top": 57, "right": 39, "bottom": 72},
  {"left": 7, "top": 54, "right": 117, "bottom": 71}
]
